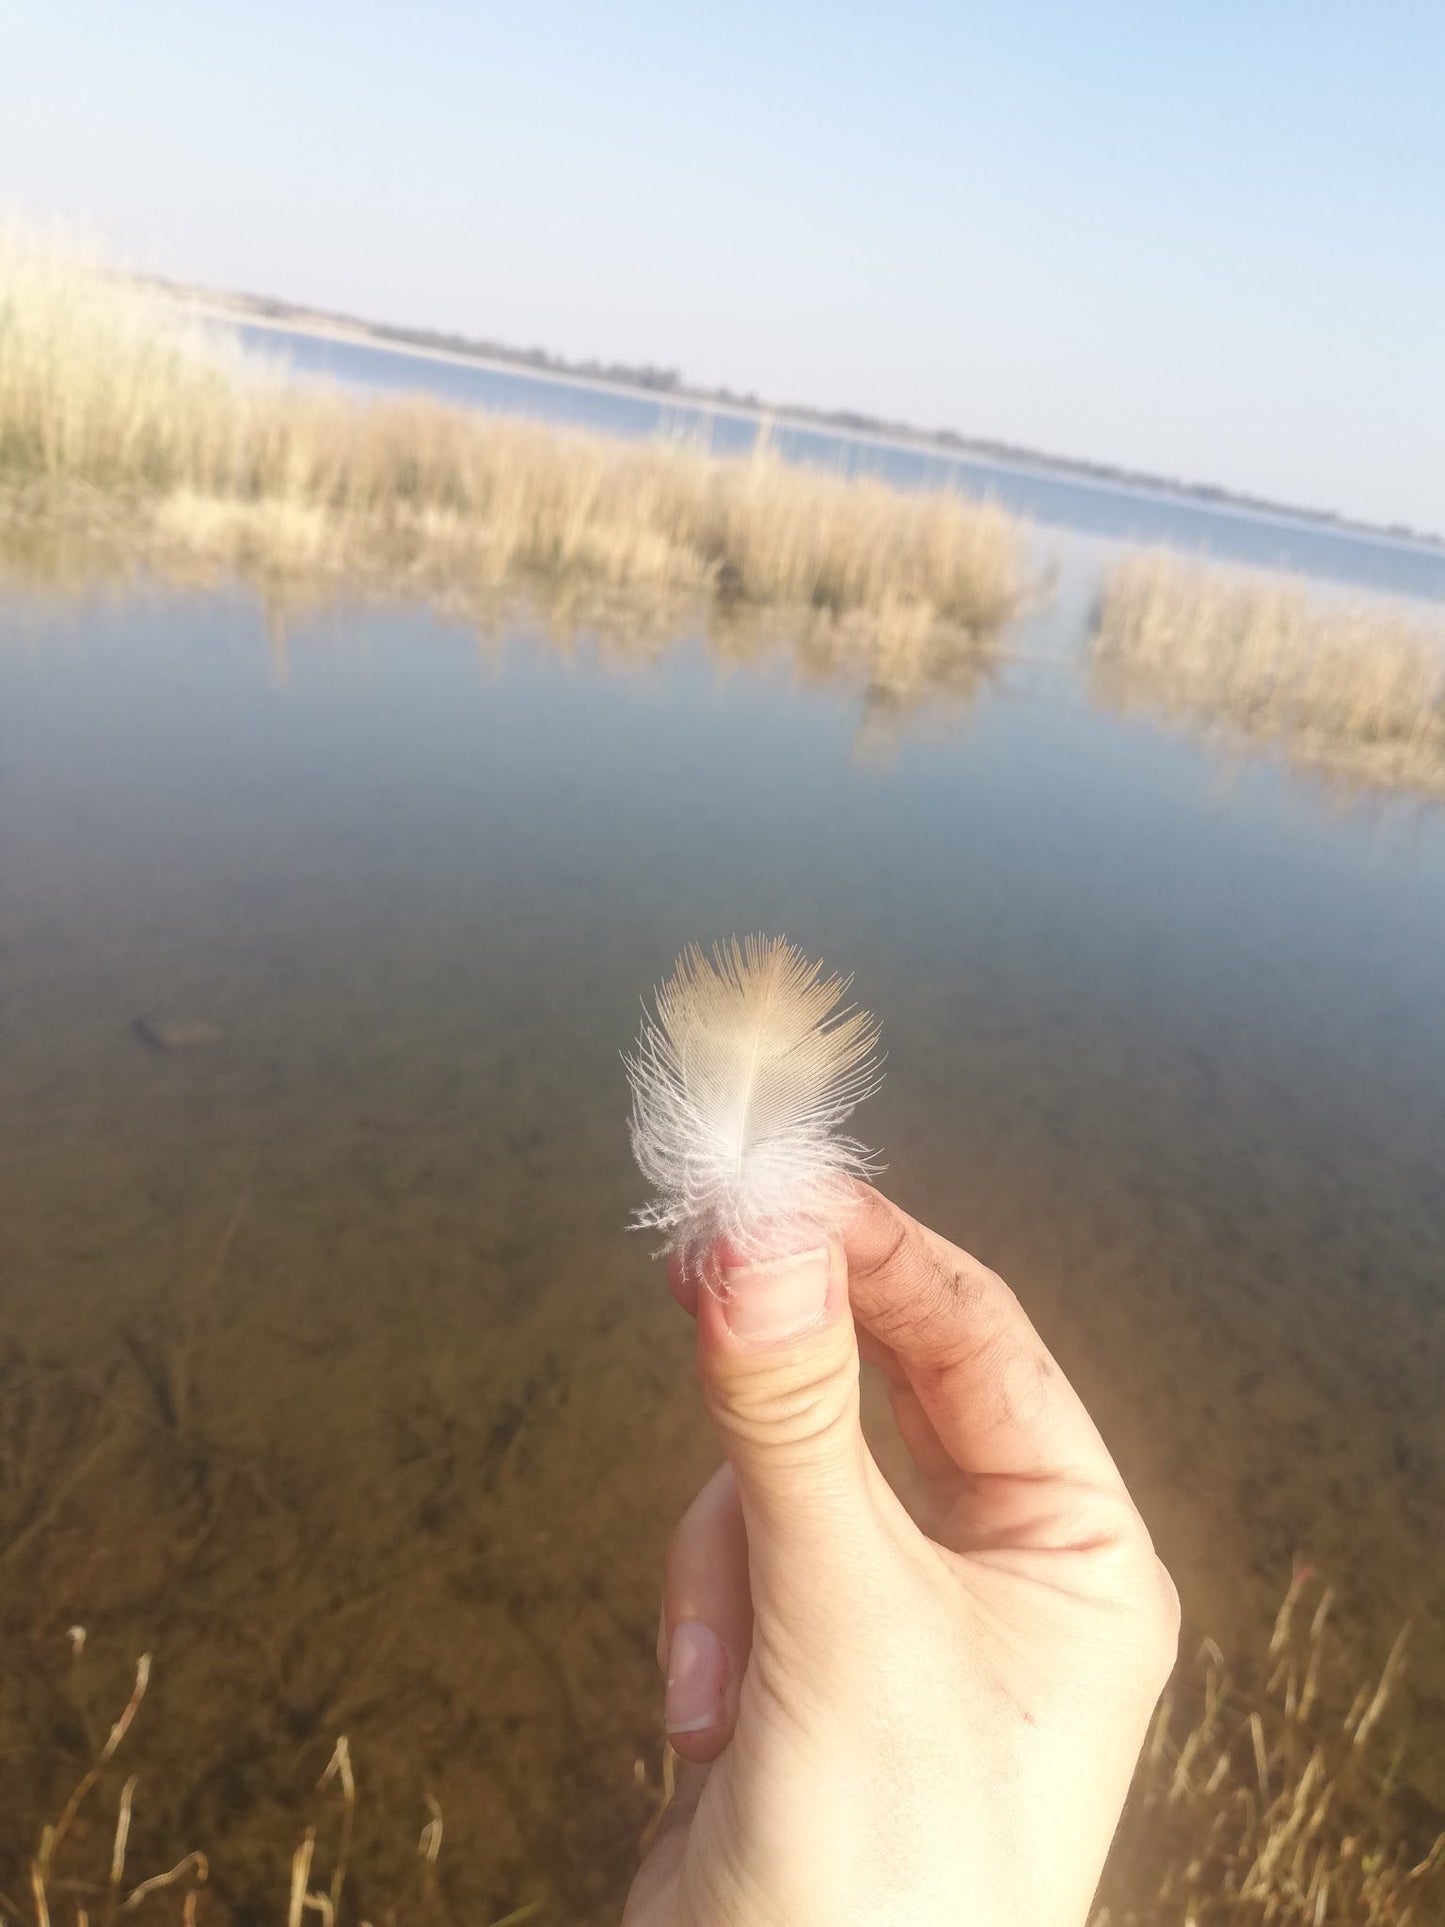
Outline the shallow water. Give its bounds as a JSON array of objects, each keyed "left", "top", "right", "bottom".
[{"left": 2, "top": 554, "right": 1443, "bottom": 1918}]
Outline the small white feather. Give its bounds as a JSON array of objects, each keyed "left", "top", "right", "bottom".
[{"left": 626, "top": 935, "right": 884, "bottom": 1259}]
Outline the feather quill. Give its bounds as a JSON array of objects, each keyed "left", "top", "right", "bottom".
[{"left": 626, "top": 935, "right": 883, "bottom": 1260}]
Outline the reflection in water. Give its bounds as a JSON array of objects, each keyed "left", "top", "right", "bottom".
[
  {"left": 2, "top": 566, "right": 1444, "bottom": 1919},
  {"left": 0, "top": 513, "right": 1008, "bottom": 725}
]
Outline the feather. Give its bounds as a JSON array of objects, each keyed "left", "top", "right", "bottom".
[{"left": 626, "top": 935, "right": 884, "bottom": 1260}]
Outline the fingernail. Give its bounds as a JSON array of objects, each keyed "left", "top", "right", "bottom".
[
  {"left": 721, "top": 1245, "right": 830, "bottom": 1343},
  {"left": 665, "top": 1618, "right": 726, "bottom": 1736}
]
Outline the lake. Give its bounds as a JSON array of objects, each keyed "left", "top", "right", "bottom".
[{"left": 2, "top": 378, "right": 1443, "bottom": 1918}]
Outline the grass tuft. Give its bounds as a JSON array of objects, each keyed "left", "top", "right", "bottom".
[
  {"left": 1093, "top": 1569, "right": 1445, "bottom": 1924},
  {"left": 1090, "top": 550, "right": 1445, "bottom": 796}
]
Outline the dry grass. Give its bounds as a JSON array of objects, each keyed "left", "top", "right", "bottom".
[
  {"left": 1090, "top": 552, "right": 1445, "bottom": 796},
  {"left": 0, "top": 225, "right": 1026, "bottom": 692},
  {"left": 10, "top": 1634, "right": 540, "bottom": 1927},
  {"left": 1093, "top": 1569, "right": 1445, "bottom": 1925},
  {"left": 10, "top": 1577, "right": 1442, "bottom": 1924}
]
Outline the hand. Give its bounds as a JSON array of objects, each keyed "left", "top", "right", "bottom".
[{"left": 625, "top": 1186, "right": 1179, "bottom": 1927}]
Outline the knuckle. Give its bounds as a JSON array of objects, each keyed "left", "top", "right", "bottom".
[
  {"left": 1152, "top": 1558, "right": 1183, "bottom": 1673},
  {"left": 1115, "top": 1542, "right": 1182, "bottom": 1693},
  {"left": 1072, "top": 1510, "right": 1181, "bottom": 1692},
  {"left": 709, "top": 1353, "right": 857, "bottom": 1459}
]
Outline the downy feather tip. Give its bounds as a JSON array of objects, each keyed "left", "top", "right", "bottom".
[{"left": 626, "top": 935, "right": 883, "bottom": 1260}]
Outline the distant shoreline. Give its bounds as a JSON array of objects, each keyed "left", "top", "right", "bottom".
[{"left": 154, "top": 278, "right": 1444, "bottom": 558}]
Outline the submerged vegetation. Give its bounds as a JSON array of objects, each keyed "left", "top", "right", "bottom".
[
  {"left": 0, "top": 226, "right": 1026, "bottom": 697},
  {"left": 1091, "top": 552, "right": 1445, "bottom": 795},
  {"left": 16, "top": 1640, "right": 537, "bottom": 1926},
  {"left": 16, "top": 1577, "right": 1442, "bottom": 1924}
]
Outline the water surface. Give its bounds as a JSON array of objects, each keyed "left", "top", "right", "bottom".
[{"left": 2, "top": 558, "right": 1443, "bottom": 1918}]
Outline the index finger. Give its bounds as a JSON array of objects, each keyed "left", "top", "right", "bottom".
[{"left": 844, "top": 1186, "right": 1126, "bottom": 1496}]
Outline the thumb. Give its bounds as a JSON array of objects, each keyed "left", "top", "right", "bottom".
[{"left": 695, "top": 1235, "right": 872, "bottom": 1583}]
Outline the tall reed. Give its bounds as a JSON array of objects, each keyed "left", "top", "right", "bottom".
[{"left": 0, "top": 225, "right": 1026, "bottom": 683}]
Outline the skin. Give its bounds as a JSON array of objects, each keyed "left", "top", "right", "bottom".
[{"left": 625, "top": 1185, "right": 1180, "bottom": 1927}]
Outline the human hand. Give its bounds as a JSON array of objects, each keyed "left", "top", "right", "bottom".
[{"left": 625, "top": 1186, "right": 1179, "bottom": 1926}]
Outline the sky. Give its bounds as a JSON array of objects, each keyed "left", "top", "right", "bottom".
[{"left": 3, "top": 1, "right": 1442, "bottom": 533}]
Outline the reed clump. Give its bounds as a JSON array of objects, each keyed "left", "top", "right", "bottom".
[
  {"left": 0, "top": 226, "right": 1026, "bottom": 687},
  {"left": 1090, "top": 551, "right": 1445, "bottom": 795},
  {"left": 1093, "top": 1569, "right": 1445, "bottom": 1924}
]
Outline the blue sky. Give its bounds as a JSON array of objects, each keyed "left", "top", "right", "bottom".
[{"left": 3, "top": 1, "right": 1441, "bottom": 532}]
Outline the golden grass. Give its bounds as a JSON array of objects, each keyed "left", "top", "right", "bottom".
[
  {"left": 1090, "top": 551, "right": 1445, "bottom": 796},
  {"left": 1093, "top": 1570, "right": 1445, "bottom": 1924},
  {"left": 14, "top": 1634, "right": 540, "bottom": 1927},
  {"left": 0, "top": 226, "right": 1026, "bottom": 692}
]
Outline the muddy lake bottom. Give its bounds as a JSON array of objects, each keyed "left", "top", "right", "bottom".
[{"left": 1, "top": 555, "right": 1443, "bottom": 1920}]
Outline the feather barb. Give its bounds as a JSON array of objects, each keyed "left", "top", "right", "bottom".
[{"left": 626, "top": 935, "right": 883, "bottom": 1259}]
